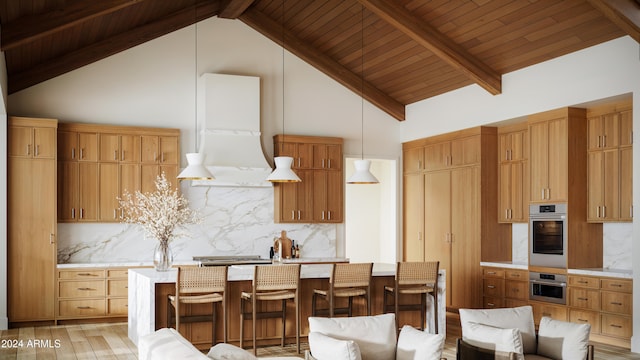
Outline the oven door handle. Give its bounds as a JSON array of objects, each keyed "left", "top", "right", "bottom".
[{"left": 530, "top": 280, "right": 567, "bottom": 287}]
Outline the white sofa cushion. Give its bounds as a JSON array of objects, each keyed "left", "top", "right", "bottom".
[
  {"left": 536, "top": 316, "right": 591, "bottom": 360},
  {"left": 308, "top": 313, "right": 397, "bottom": 360},
  {"left": 138, "top": 328, "right": 208, "bottom": 360},
  {"left": 308, "top": 332, "right": 362, "bottom": 360},
  {"left": 459, "top": 306, "right": 537, "bottom": 354},
  {"left": 462, "top": 322, "right": 524, "bottom": 359},
  {"left": 396, "top": 325, "right": 445, "bottom": 360},
  {"left": 207, "top": 343, "right": 258, "bottom": 360}
]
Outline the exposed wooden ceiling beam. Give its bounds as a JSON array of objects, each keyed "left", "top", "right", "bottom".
[
  {"left": 218, "top": 0, "right": 255, "bottom": 19},
  {"left": 587, "top": 0, "right": 640, "bottom": 43},
  {"left": 357, "top": 0, "right": 502, "bottom": 96},
  {"left": 8, "top": 1, "right": 220, "bottom": 94},
  {"left": 239, "top": 6, "right": 405, "bottom": 121},
  {"left": 1, "top": 0, "right": 145, "bottom": 51}
]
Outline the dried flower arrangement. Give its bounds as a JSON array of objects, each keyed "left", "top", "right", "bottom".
[{"left": 118, "top": 173, "right": 200, "bottom": 245}]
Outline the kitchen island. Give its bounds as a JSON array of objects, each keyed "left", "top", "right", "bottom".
[{"left": 128, "top": 262, "right": 446, "bottom": 350}]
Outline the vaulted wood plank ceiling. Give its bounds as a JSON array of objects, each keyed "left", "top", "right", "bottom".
[{"left": 1, "top": 0, "right": 638, "bottom": 121}]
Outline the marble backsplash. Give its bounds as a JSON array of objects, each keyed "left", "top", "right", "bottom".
[
  {"left": 511, "top": 222, "right": 633, "bottom": 270},
  {"left": 57, "top": 185, "right": 337, "bottom": 264}
]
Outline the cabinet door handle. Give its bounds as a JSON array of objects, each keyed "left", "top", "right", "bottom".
[
  {"left": 161, "top": 153, "right": 165, "bottom": 163},
  {"left": 77, "top": 273, "right": 97, "bottom": 276},
  {"left": 602, "top": 135, "right": 606, "bottom": 147},
  {"left": 113, "top": 209, "right": 117, "bottom": 219},
  {"left": 610, "top": 284, "right": 623, "bottom": 288},
  {"left": 80, "top": 148, "right": 84, "bottom": 159},
  {"left": 578, "top": 297, "right": 589, "bottom": 301},
  {"left": 327, "top": 211, "right": 332, "bottom": 220},
  {"left": 297, "top": 210, "right": 301, "bottom": 220},
  {"left": 322, "top": 159, "right": 325, "bottom": 168},
  {"left": 577, "top": 318, "right": 588, "bottom": 322},
  {"left": 50, "top": 233, "right": 55, "bottom": 245},
  {"left": 610, "top": 324, "right": 623, "bottom": 328},
  {"left": 541, "top": 189, "right": 545, "bottom": 200},
  {"left": 26, "top": 144, "right": 31, "bottom": 155},
  {"left": 487, "top": 271, "right": 496, "bottom": 275},
  {"left": 602, "top": 206, "right": 606, "bottom": 218},
  {"left": 71, "top": 208, "right": 76, "bottom": 219},
  {"left": 597, "top": 135, "right": 601, "bottom": 148},
  {"left": 578, "top": 280, "right": 588, "bottom": 284},
  {"left": 297, "top": 158, "right": 301, "bottom": 167},
  {"left": 80, "top": 208, "right": 84, "bottom": 219},
  {"left": 114, "top": 150, "right": 118, "bottom": 160},
  {"left": 77, "top": 288, "right": 94, "bottom": 291},
  {"left": 487, "top": 303, "right": 495, "bottom": 307},
  {"left": 154, "top": 152, "right": 158, "bottom": 162},
  {"left": 611, "top": 302, "right": 623, "bottom": 306},
  {"left": 35, "top": 145, "right": 40, "bottom": 156},
  {"left": 596, "top": 206, "right": 600, "bottom": 218},
  {"left": 487, "top": 285, "right": 495, "bottom": 289},
  {"left": 291, "top": 210, "right": 295, "bottom": 220},
  {"left": 77, "top": 306, "right": 93, "bottom": 310},
  {"left": 328, "top": 159, "right": 331, "bottom": 168},
  {"left": 72, "top": 148, "right": 76, "bottom": 159},
  {"left": 321, "top": 211, "right": 325, "bottom": 220},
  {"left": 121, "top": 150, "right": 125, "bottom": 161}
]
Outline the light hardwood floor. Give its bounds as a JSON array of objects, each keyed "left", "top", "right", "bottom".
[{"left": 1, "top": 321, "right": 639, "bottom": 359}]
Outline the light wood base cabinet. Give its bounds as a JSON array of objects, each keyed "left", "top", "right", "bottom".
[
  {"left": 8, "top": 117, "right": 58, "bottom": 325},
  {"left": 56, "top": 267, "right": 131, "bottom": 322}
]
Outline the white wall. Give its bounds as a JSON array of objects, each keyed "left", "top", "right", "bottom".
[{"left": 403, "top": 36, "right": 640, "bottom": 353}]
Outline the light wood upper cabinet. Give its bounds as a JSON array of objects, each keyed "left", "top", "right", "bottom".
[
  {"left": 424, "top": 142, "right": 450, "bottom": 171},
  {"left": 312, "top": 143, "right": 342, "bottom": 170},
  {"left": 273, "top": 135, "right": 343, "bottom": 223},
  {"left": 58, "top": 123, "right": 180, "bottom": 223},
  {"left": 424, "top": 135, "right": 481, "bottom": 171},
  {"left": 529, "top": 115, "right": 569, "bottom": 202},
  {"left": 498, "top": 125, "right": 528, "bottom": 223},
  {"left": 9, "top": 118, "right": 56, "bottom": 159},
  {"left": 403, "top": 147, "right": 424, "bottom": 173},
  {"left": 8, "top": 117, "right": 57, "bottom": 323},
  {"left": 141, "top": 136, "right": 178, "bottom": 165},
  {"left": 586, "top": 100, "right": 633, "bottom": 222},
  {"left": 100, "top": 134, "right": 140, "bottom": 163}
]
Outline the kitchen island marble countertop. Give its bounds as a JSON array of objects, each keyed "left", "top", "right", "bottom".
[
  {"left": 128, "top": 263, "right": 445, "bottom": 345},
  {"left": 57, "top": 257, "right": 351, "bottom": 269},
  {"left": 480, "top": 261, "right": 632, "bottom": 279}
]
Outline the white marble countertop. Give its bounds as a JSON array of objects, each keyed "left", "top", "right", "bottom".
[
  {"left": 480, "top": 261, "right": 529, "bottom": 270},
  {"left": 480, "top": 261, "right": 633, "bottom": 279},
  {"left": 129, "top": 262, "right": 398, "bottom": 282},
  {"left": 56, "top": 257, "right": 349, "bottom": 269},
  {"left": 567, "top": 268, "right": 633, "bottom": 279}
]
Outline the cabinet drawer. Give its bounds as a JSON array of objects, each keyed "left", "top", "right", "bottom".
[
  {"left": 107, "top": 269, "right": 129, "bottom": 278},
  {"left": 505, "top": 270, "right": 527, "bottom": 281},
  {"left": 108, "top": 279, "right": 128, "bottom": 297},
  {"left": 601, "top": 313, "right": 632, "bottom": 338},
  {"left": 58, "top": 299, "right": 105, "bottom": 317},
  {"left": 568, "top": 275, "right": 599, "bottom": 289},
  {"left": 483, "top": 268, "right": 505, "bottom": 278},
  {"left": 58, "top": 270, "right": 105, "bottom": 279},
  {"left": 601, "top": 291, "right": 632, "bottom": 315},
  {"left": 505, "top": 299, "right": 529, "bottom": 308},
  {"left": 532, "top": 303, "right": 567, "bottom": 325},
  {"left": 568, "top": 288, "right": 600, "bottom": 311},
  {"left": 483, "top": 296, "right": 504, "bottom": 309},
  {"left": 505, "top": 280, "right": 528, "bottom": 300},
  {"left": 601, "top": 279, "right": 632, "bottom": 293},
  {"left": 59, "top": 280, "right": 105, "bottom": 298},
  {"left": 107, "top": 298, "right": 128, "bottom": 316},
  {"left": 483, "top": 278, "right": 504, "bottom": 297},
  {"left": 569, "top": 309, "right": 600, "bottom": 334}
]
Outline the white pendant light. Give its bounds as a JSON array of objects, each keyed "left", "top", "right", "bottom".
[
  {"left": 177, "top": 153, "right": 214, "bottom": 180},
  {"left": 347, "top": 159, "right": 378, "bottom": 184},
  {"left": 267, "top": 0, "right": 301, "bottom": 183},
  {"left": 266, "top": 156, "right": 301, "bottom": 182},
  {"left": 177, "top": 2, "right": 214, "bottom": 182},
  {"left": 347, "top": 5, "right": 378, "bottom": 185}
]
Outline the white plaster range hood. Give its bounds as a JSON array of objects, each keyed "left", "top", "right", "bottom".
[{"left": 190, "top": 73, "right": 273, "bottom": 187}]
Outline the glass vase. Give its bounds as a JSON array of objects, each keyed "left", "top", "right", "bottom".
[{"left": 153, "top": 240, "right": 174, "bottom": 271}]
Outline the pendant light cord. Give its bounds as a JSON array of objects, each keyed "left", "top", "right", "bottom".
[
  {"left": 282, "top": 0, "right": 286, "bottom": 140},
  {"left": 194, "top": 0, "right": 199, "bottom": 152},
  {"left": 360, "top": 4, "right": 365, "bottom": 160}
]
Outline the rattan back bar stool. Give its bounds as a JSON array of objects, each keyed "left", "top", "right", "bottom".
[
  {"left": 167, "top": 266, "right": 228, "bottom": 346},
  {"left": 311, "top": 262, "right": 373, "bottom": 317},
  {"left": 239, "top": 264, "right": 301, "bottom": 356},
  {"left": 383, "top": 261, "right": 439, "bottom": 333}
]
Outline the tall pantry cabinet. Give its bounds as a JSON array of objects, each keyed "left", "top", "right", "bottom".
[
  {"left": 402, "top": 127, "right": 510, "bottom": 309},
  {"left": 7, "top": 117, "right": 58, "bottom": 324}
]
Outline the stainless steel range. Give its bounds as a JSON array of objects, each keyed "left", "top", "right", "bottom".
[{"left": 193, "top": 255, "right": 272, "bottom": 266}]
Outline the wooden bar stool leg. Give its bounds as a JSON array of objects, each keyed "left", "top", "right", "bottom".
[
  {"left": 239, "top": 298, "right": 245, "bottom": 349},
  {"left": 281, "top": 299, "right": 286, "bottom": 347},
  {"left": 296, "top": 295, "right": 300, "bottom": 354},
  {"left": 252, "top": 297, "right": 257, "bottom": 356},
  {"left": 433, "top": 291, "right": 438, "bottom": 334},
  {"left": 421, "top": 292, "right": 426, "bottom": 331},
  {"left": 348, "top": 297, "right": 353, "bottom": 317},
  {"left": 211, "top": 302, "right": 217, "bottom": 346}
]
